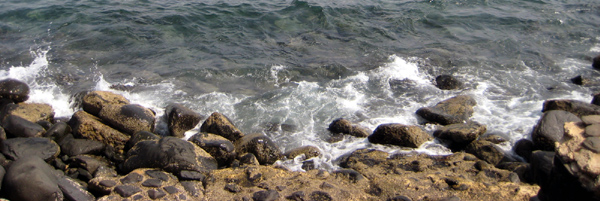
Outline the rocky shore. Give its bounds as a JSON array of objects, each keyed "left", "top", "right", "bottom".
[{"left": 3, "top": 66, "right": 600, "bottom": 201}]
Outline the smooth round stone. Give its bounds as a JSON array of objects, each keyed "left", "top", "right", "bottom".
[
  {"left": 582, "top": 115, "right": 600, "bottom": 125},
  {"left": 582, "top": 137, "right": 600, "bottom": 153},
  {"left": 585, "top": 124, "right": 600, "bottom": 137}
]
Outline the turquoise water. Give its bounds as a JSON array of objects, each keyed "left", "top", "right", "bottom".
[{"left": 1, "top": 0, "right": 599, "bottom": 170}]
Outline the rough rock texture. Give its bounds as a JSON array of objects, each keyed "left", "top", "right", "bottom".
[
  {"left": 125, "top": 131, "right": 160, "bottom": 152},
  {"left": 58, "top": 176, "right": 96, "bottom": 201},
  {"left": 284, "top": 145, "right": 322, "bottom": 160},
  {"left": 433, "top": 121, "right": 487, "bottom": 151},
  {"left": 435, "top": 75, "right": 464, "bottom": 90},
  {"left": 465, "top": 139, "right": 511, "bottom": 166},
  {"left": 166, "top": 103, "right": 203, "bottom": 138},
  {"left": 188, "top": 132, "right": 235, "bottom": 168},
  {"left": 555, "top": 122, "right": 600, "bottom": 199},
  {"left": 57, "top": 134, "right": 106, "bottom": 157},
  {"left": 542, "top": 99, "right": 600, "bottom": 117},
  {"left": 204, "top": 166, "right": 373, "bottom": 200},
  {"left": 531, "top": 110, "right": 581, "bottom": 151},
  {"left": 81, "top": 91, "right": 130, "bottom": 116},
  {"left": 98, "top": 104, "right": 155, "bottom": 135},
  {"left": 89, "top": 168, "right": 194, "bottom": 200},
  {"left": 200, "top": 112, "right": 244, "bottom": 142},
  {"left": 69, "top": 110, "right": 130, "bottom": 153},
  {"left": 122, "top": 136, "right": 218, "bottom": 174},
  {"left": 1, "top": 102, "right": 54, "bottom": 123},
  {"left": 0, "top": 78, "right": 30, "bottom": 103},
  {"left": 3, "top": 156, "right": 63, "bottom": 201},
  {"left": 2, "top": 114, "right": 46, "bottom": 137},
  {"left": 338, "top": 149, "right": 538, "bottom": 200},
  {"left": 416, "top": 95, "right": 477, "bottom": 125},
  {"left": 235, "top": 133, "right": 283, "bottom": 165},
  {"left": 1, "top": 137, "right": 60, "bottom": 161},
  {"left": 368, "top": 123, "right": 432, "bottom": 148},
  {"left": 328, "top": 118, "right": 370, "bottom": 138}
]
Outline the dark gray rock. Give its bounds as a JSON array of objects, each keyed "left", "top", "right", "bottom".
[
  {"left": 2, "top": 114, "right": 45, "bottom": 137},
  {"left": 58, "top": 176, "right": 95, "bottom": 201},
  {"left": 141, "top": 178, "right": 162, "bottom": 187},
  {"left": 333, "top": 169, "right": 365, "bottom": 183},
  {"left": 532, "top": 110, "right": 581, "bottom": 151},
  {"left": 1, "top": 137, "right": 60, "bottom": 161},
  {"left": 200, "top": 112, "right": 244, "bottom": 142},
  {"left": 465, "top": 140, "right": 510, "bottom": 166},
  {"left": 122, "top": 136, "right": 218, "bottom": 174},
  {"left": 4, "top": 156, "right": 63, "bottom": 201},
  {"left": 166, "top": 103, "right": 203, "bottom": 138},
  {"left": 188, "top": 132, "right": 235, "bottom": 167},
  {"left": 148, "top": 189, "right": 167, "bottom": 199},
  {"left": 253, "top": 190, "right": 280, "bottom": 201},
  {"left": 239, "top": 153, "right": 260, "bottom": 166},
  {"left": 181, "top": 181, "right": 203, "bottom": 197},
  {"left": 114, "top": 185, "right": 141, "bottom": 198},
  {"left": 178, "top": 170, "right": 205, "bottom": 181},
  {"left": 593, "top": 54, "right": 600, "bottom": 70},
  {"left": 44, "top": 122, "right": 71, "bottom": 139},
  {"left": 145, "top": 169, "right": 170, "bottom": 181},
  {"left": 98, "top": 104, "right": 155, "bottom": 135},
  {"left": 435, "top": 75, "right": 464, "bottom": 90},
  {"left": 120, "top": 172, "right": 143, "bottom": 184},
  {"left": 513, "top": 139, "right": 534, "bottom": 162},
  {"left": 530, "top": 151, "right": 554, "bottom": 187},
  {"left": 235, "top": 133, "right": 283, "bottom": 165},
  {"left": 125, "top": 131, "right": 160, "bottom": 152},
  {"left": 57, "top": 134, "right": 105, "bottom": 157},
  {"left": 416, "top": 95, "right": 477, "bottom": 125},
  {"left": 433, "top": 121, "right": 486, "bottom": 151},
  {"left": 543, "top": 99, "right": 600, "bottom": 117},
  {"left": 368, "top": 123, "right": 432, "bottom": 148},
  {"left": 328, "top": 118, "right": 370, "bottom": 138},
  {"left": 0, "top": 79, "right": 29, "bottom": 103}
]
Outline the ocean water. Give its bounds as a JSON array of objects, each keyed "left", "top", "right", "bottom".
[{"left": 1, "top": 0, "right": 599, "bottom": 171}]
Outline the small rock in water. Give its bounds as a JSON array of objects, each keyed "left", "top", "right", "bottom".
[
  {"left": 165, "top": 103, "right": 203, "bottom": 138},
  {"left": 0, "top": 79, "right": 30, "bottom": 103},
  {"left": 435, "top": 75, "right": 464, "bottom": 90},
  {"left": 593, "top": 54, "right": 600, "bottom": 70}
]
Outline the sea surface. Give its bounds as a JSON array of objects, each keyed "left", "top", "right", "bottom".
[{"left": 1, "top": 0, "right": 599, "bottom": 170}]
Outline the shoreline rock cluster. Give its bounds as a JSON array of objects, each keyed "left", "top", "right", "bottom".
[{"left": 0, "top": 77, "right": 571, "bottom": 201}]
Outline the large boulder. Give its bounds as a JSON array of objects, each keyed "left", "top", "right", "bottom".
[
  {"left": 416, "top": 95, "right": 477, "bottom": 125},
  {"left": 235, "top": 133, "right": 283, "bottom": 165},
  {"left": 2, "top": 114, "right": 46, "bottom": 137},
  {"left": 200, "top": 112, "right": 244, "bottom": 142},
  {"left": 81, "top": 91, "right": 130, "bottom": 116},
  {"left": 1, "top": 137, "right": 60, "bottom": 161},
  {"left": 98, "top": 104, "right": 155, "bottom": 135},
  {"left": 368, "top": 123, "right": 432, "bottom": 148},
  {"left": 122, "top": 136, "right": 217, "bottom": 174},
  {"left": 328, "top": 118, "right": 370, "bottom": 138},
  {"left": 433, "top": 121, "right": 486, "bottom": 151},
  {"left": 188, "top": 132, "right": 235, "bottom": 168},
  {"left": 435, "top": 75, "right": 464, "bottom": 90},
  {"left": 69, "top": 111, "right": 130, "bottom": 153},
  {"left": 1, "top": 102, "right": 54, "bottom": 123},
  {"left": 542, "top": 99, "right": 600, "bottom": 117},
  {"left": 89, "top": 168, "right": 192, "bottom": 200},
  {"left": 56, "top": 134, "right": 106, "bottom": 157},
  {"left": 3, "top": 156, "right": 63, "bottom": 200},
  {"left": 125, "top": 131, "right": 160, "bottom": 152},
  {"left": 166, "top": 103, "right": 203, "bottom": 138},
  {"left": 0, "top": 79, "right": 29, "bottom": 103},
  {"left": 531, "top": 110, "right": 581, "bottom": 151}
]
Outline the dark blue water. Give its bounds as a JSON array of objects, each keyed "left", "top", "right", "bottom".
[{"left": 1, "top": 0, "right": 599, "bottom": 170}]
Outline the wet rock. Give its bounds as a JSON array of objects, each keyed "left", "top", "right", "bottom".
[
  {"left": 2, "top": 114, "right": 45, "bottom": 137},
  {"left": 593, "top": 54, "right": 600, "bottom": 70},
  {"left": 328, "top": 118, "right": 370, "bottom": 138},
  {"left": 125, "top": 131, "right": 160, "bottom": 152},
  {"left": 98, "top": 104, "right": 155, "bottom": 135},
  {"left": 0, "top": 78, "right": 29, "bottom": 103},
  {"left": 122, "top": 136, "right": 217, "bottom": 174},
  {"left": 532, "top": 110, "right": 581, "bottom": 151},
  {"left": 90, "top": 168, "right": 188, "bottom": 200},
  {"left": 2, "top": 102, "right": 54, "bottom": 123},
  {"left": 582, "top": 115, "right": 600, "bottom": 125},
  {"left": 530, "top": 150, "right": 554, "bottom": 187},
  {"left": 69, "top": 111, "right": 130, "bottom": 153},
  {"left": 44, "top": 122, "right": 71, "bottom": 139},
  {"left": 81, "top": 91, "right": 130, "bottom": 116},
  {"left": 435, "top": 75, "right": 464, "bottom": 90},
  {"left": 37, "top": 120, "right": 52, "bottom": 130},
  {"left": 68, "top": 155, "right": 110, "bottom": 176},
  {"left": 4, "top": 156, "right": 63, "bottom": 201},
  {"left": 114, "top": 185, "right": 142, "bottom": 198},
  {"left": 389, "top": 195, "right": 413, "bottom": 201},
  {"left": 496, "top": 162, "right": 532, "bottom": 184},
  {"left": 416, "top": 95, "right": 477, "bottom": 125},
  {"left": 253, "top": 190, "right": 280, "bottom": 201},
  {"left": 235, "top": 133, "right": 283, "bottom": 165},
  {"left": 166, "top": 103, "right": 203, "bottom": 138},
  {"left": 480, "top": 134, "right": 508, "bottom": 144},
  {"left": 433, "top": 121, "right": 486, "bottom": 151},
  {"left": 178, "top": 170, "right": 205, "bottom": 181},
  {"left": 465, "top": 140, "right": 509, "bottom": 166},
  {"left": 284, "top": 145, "right": 321, "bottom": 159},
  {"left": 571, "top": 75, "right": 594, "bottom": 86},
  {"left": 542, "top": 99, "right": 600, "bottom": 117},
  {"left": 513, "top": 139, "right": 534, "bottom": 162},
  {"left": 1, "top": 137, "right": 60, "bottom": 161},
  {"left": 200, "top": 112, "right": 244, "bottom": 142},
  {"left": 188, "top": 132, "right": 236, "bottom": 167},
  {"left": 368, "top": 123, "right": 432, "bottom": 148},
  {"left": 57, "top": 134, "right": 105, "bottom": 157},
  {"left": 58, "top": 176, "right": 95, "bottom": 201},
  {"left": 239, "top": 153, "right": 260, "bottom": 166}
]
